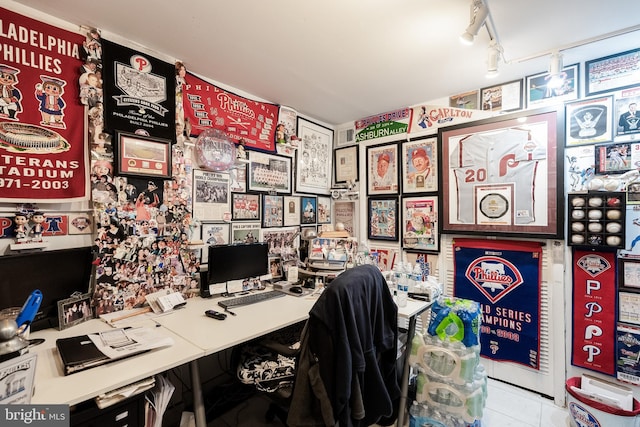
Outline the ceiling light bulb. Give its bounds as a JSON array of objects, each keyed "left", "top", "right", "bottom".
[
  {"left": 460, "top": 1, "right": 489, "bottom": 45},
  {"left": 548, "top": 51, "right": 563, "bottom": 75}
]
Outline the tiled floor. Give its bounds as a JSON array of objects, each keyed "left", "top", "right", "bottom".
[{"left": 208, "top": 378, "right": 572, "bottom": 426}]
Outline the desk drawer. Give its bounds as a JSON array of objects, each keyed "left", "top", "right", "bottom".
[{"left": 71, "top": 395, "right": 144, "bottom": 427}]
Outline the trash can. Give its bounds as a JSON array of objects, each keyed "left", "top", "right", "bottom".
[{"left": 566, "top": 377, "right": 640, "bottom": 427}]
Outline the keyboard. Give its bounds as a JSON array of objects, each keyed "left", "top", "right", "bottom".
[{"left": 217, "top": 290, "right": 286, "bottom": 309}]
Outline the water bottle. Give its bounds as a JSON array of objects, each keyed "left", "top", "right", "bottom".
[{"left": 397, "top": 270, "right": 408, "bottom": 308}]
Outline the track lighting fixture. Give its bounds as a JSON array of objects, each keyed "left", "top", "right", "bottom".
[
  {"left": 486, "top": 40, "right": 502, "bottom": 78},
  {"left": 548, "top": 51, "right": 564, "bottom": 75},
  {"left": 460, "top": 0, "right": 489, "bottom": 45}
]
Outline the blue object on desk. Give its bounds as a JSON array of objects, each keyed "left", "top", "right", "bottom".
[{"left": 15, "top": 290, "right": 43, "bottom": 331}]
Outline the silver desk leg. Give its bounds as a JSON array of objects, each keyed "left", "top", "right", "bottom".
[
  {"left": 397, "top": 315, "right": 417, "bottom": 427},
  {"left": 190, "top": 359, "right": 207, "bottom": 427}
]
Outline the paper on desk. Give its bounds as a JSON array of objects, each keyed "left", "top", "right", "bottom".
[
  {"left": 87, "top": 327, "right": 174, "bottom": 360},
  {"left": 95, "top": 376, "right": 156, "bottom": 409}
]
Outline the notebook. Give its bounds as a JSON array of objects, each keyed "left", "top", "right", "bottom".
[{"left": 56, "top": 334, "right": 113, "bottom": 375}]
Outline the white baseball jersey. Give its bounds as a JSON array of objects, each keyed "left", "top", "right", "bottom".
[{"left": 450, "top": 128, "right": 547, "bottom": 224}]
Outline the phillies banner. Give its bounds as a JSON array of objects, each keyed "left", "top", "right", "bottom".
[
  {"left": 183, "top": 72, "right": 278, "bottom": 152},
  {"left": 102, "top": 39, "right": 175, "bottom": 140},
  {"left": 0, "top": 7, "right": 89, "bottom": 202},
  {"left": 571, "top": 249, "right": 617, "bottom": 375},
  {"left": 355, "top": 108, "right": 412, "bottom": 142},
  {"left": 407, "top": 105, "right": 493, "bottom": 134},
  {"left": 453, "top": 238, "right": 542, "bottom": 369}
]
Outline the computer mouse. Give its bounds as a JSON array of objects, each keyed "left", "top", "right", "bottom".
[{"left": 290, "top": 286, "right": 303, "bottom": 294}]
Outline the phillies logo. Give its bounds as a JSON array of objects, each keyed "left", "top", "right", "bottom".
[
  {"left": 130, "top": 54, "right": 151, "bottom": 72},
  {"left": 576, "top": 254, "right": 610, "bottom": 277},
  {"left": 464, "top": 256, "right": 523, "bottom": 302}
]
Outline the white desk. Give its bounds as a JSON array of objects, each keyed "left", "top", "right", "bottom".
[{"left": 28, "top": 318, "right": 203, "bottom": 406}]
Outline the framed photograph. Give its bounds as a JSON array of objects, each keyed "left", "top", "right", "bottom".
[
  {"left": 231, "top": 192, "right": 261, "bottom": 221},
  {"left": 369, "top": 247, "right": 396, "bottom": 271},
  {"left": 296, "top": 117, "right": 334, "bottom": 194},
  {"left": 526, "top": 64, "right": 579, "bottom": 108},
  {"left": 565, "top": 96, "right": 614, "bottom": 146},
  {"left": 366, "top": 142, "right": 399, "bottom": 195},
  {"left": 231, "top": 222, "right": 260, "bottom": 244},
  {"left": 284, "top": 196, "right": 301, "bottom": 226},
  {"left": 259, "top": 227, "right": 299, "bottom": 262},
  {"left": 594, "top": 141, "right": 635, "bottom": 174},
  {"left": 586, "top": 48, "right": 640, "bottom": 97},
  {"left": 262, "top": 194, "right": 284, "bottom": 228},
  {"left": 115, "top": 131, "right": 172, "bottom": 179},
  {"left": 619, "top": 292, "right": 640, "bottom": 325},
  {"left": 248, "top": 151, "right": 292, "bottom": 193},
  {"left": 57, "top": 293, "right": 93, "bottom": 330},
  {"left": 402, "top": 136, "right": 438, "bottom": 193},
  {"left": 301, "top": 196, "right": 317, "bottom": 225},
  {"left": 480, "top": 79, "right": 523, "bottom": 112},
  {"left": 449, "top": 90, "right": 479, "bottom": 110},
  {"left": 620, "top": 258, "right": 640, "bottom": 292},
  {"left": 201, "top": 223, "right": 229, "bottom": 246},
  {"left": 402, "top": 195, "right": 439, "bottom": 253},
  {"left": 268, "top": 256, "right": 284, "bottom": 280},
  {"left": 614, "top": 88, "right": 640, "bottom": 140},
  {"left": 228, "top": 164, "right": 247, "bottom": 193},
  {"left": 192, "top": 169, "right": 230, "bottom": 221},
  {"left": 368, "top": 196, "right": 399, "bottom": 241},
  {"left": 334, "top": 200, "right": 357, "bottom": 237},
  {"left": 334, "top": 145, "right": 359, "bottom": 184},
  {"left": 440, "top": 108, "right": 563, "bottom": 238},
  {"left": 317, "top": 196, "right": 332, "bottom": 224}
]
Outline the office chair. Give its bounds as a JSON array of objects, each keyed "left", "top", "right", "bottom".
[{"left": 236, "top": 264, "right": 400, "bottom": 427}]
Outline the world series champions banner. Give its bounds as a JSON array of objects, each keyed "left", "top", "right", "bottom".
[
  {"left": 0, "top": 7, "right": 89, "bottom": 202},
  {"left": 101, "top": 39, "right": 176, "bottom": 141},
  {"left": 183, "top": 72, "right": 278, "bottom": 152},
  {"left": 453, "top": 238, "right": 542, "bottom": 369},
  {"left": 571, "top": 249, "right": 617, "bottom": 375}
]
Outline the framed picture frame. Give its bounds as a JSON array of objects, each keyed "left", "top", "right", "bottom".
[
  {"left": 594, "top": 141, "right": 635, "bottom": 174},
  {"left": 367, "top": 196, "right": 399, "bottom": 241},
  {"left": 334, "top": 145, "right": 359, "bottom": 184},
  {"left": 192, "top": 169, "right": 230, "bottom": 221},
  {"left": 526, "top": 64, "right": 579, "bottom": 108},
  {"left": 402, "top": 136, "right": 438, "bottom": 193},
  {"left": 229, "top": 164, "right": 247, "bottom": 193},
  {"left": 333, "top": 200, "right": 357, "bottom": 237},
  {"left": 248, "top": 151, "right": 292, "bottom": 193},
  {"left": 201, "top": 223, "right": 229, "bottom": 246},
  {"left": 317, "top": 196, "right": 332, "bottom": 224},
  {"left": 565, "top": 96, "right": 614, "bottom": 146},
  {"left": 262, "top": 194, "right": 284, "bottom": 228},
  {"left": 115, "top": 131, "right": 172, "bottom": 179},
  {"left": 586, "top": 48, "right": 640, "bottom": 97},
  {"left": 231, "top": 192, "right": 261, "bottom": 221},
  {"left": 268, "top": 256, "right": 284, "bottom": 280},
  {"left": 402, "top": 195, "right": 439, "bottom": 253},
  {"left": 619, "top": 292, "right": 640, "bottom": 325},
  {"left": 480, "top": 79, "right": 523, "bottom": 112},
  {"left": 284, "top": 196, "right": 301, "bottom": 226},
  {"left": 440, "top": 108, "right": 563, "bottom": 238},
  {"left": 296, "top": 117, "right": 334, "bottom": 194},
  {"left": 620, "top": 258, "right": 640, "bottom": 293},
  {"left": 301, "top": 196, "right": 317, "bottom": 225},
  {"left": 449, "top": 90, "right": 479, "bottom": 110},
  {"left": 614, "top": 88, "right": 640, "bottom": 141},
  {"left": 57, "top": 293, "right": 93, "bottom": 330},
  {"left": 231, "top": 222, "right": 260, "bottom": 244},
  {"left": 366, "top": 142, "right": 399, "bottom": 195}
]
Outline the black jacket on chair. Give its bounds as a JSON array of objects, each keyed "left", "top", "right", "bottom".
[{"left": 287, "top": 264, "right": 400, "bottom": 427}]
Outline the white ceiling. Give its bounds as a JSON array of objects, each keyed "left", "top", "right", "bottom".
[{"left": 7, "top": 0, "right": 640, "bottom": 126}]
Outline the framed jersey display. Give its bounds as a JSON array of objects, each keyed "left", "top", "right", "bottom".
[{"left": 439, "top": 108, "right": 563, "bottom": 238}]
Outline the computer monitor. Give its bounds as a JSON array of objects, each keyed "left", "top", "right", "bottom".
[
  {"left": 0, "top": 246, "right": 94, "bottom": 331},
  {"left": 207, "top": 243, "right": 269, "bottom": 286}
]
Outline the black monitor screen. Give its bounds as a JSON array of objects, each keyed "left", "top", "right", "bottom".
[
  {"left": 207, "top": 243, "right": 269, "bottom": 285},
  {"left": 0, "top": 247, "right": 94, "bottom": 331}
]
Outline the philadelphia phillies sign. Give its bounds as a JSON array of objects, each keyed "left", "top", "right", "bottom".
[{"left": 453, "top": 239, "right": 542, "bottom": 369}]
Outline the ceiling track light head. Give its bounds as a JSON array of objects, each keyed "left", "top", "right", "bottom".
[
  {"left": 548, "top": 51, "right": 564, "bottom": 75},
  {"left": 486, "top": 40, "right": 503, "bottom": 78},
  {"left": 460, "top": 0, "right": 489, "bottom": 45}
]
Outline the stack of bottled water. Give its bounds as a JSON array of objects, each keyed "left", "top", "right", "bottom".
[{"left": 409, "top": 296, "right": 487, "bottom": 426}]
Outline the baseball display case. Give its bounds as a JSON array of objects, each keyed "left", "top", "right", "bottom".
[{"left": 568, "top": 192, "right": 626, "bottom": 249}]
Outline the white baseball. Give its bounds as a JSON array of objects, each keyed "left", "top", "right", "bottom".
[
  {"left": 588, "top": 222, "right": 603, "bottom": 232},
  {"left": 571, "top": 234, "right": 585, "bottom": 244},
  {"left": 588, "top": 197, "right": 603, "bottom": 207},
  {"left": 604, "top": 179, "right": 620, "bottom": 191},
  {"left": 606, "top": 236, "right": 621, "bottom": 246},
  {"left": 588, "top": 210, "right": 602, "bottom": 220},
  {"left": 571, "top": 222, "right": 585, "bottom": 232},
  {"left": 588, "top": 178, "right": 604, "bottom": 191},
  {"left": 607, "top": 210, "right": 622, "bottom": 220},
  {"left": 572, "top": 197, "right": 586, "bottom": 207},
  {"left": 606, "top": 222, "right": 622, "bottom": 233},
  {"left": 572, "top": 210, "right": 585, "bottom": 220}
]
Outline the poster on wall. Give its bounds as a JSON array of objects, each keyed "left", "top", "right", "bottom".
[
  {"left": 355, "top": 108, "right": 411, "bottom": 143},
  {"left": 101, "top": 39, "right": 176, "bottom": 140},
  {"left": 182, "top": 72, "right": 279, "bottom": 152},
  {"left": 571, "top": 249, "right": 617, "bottom": 375},
  {"left": 407, "top": 105, "right": 492, "bottom": 135},
  {"left": 0, "top": 7, "right": 89, "bottom": 202},
  {"left": 453, "top": 239, "right": 542, "bottom": 369}
]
